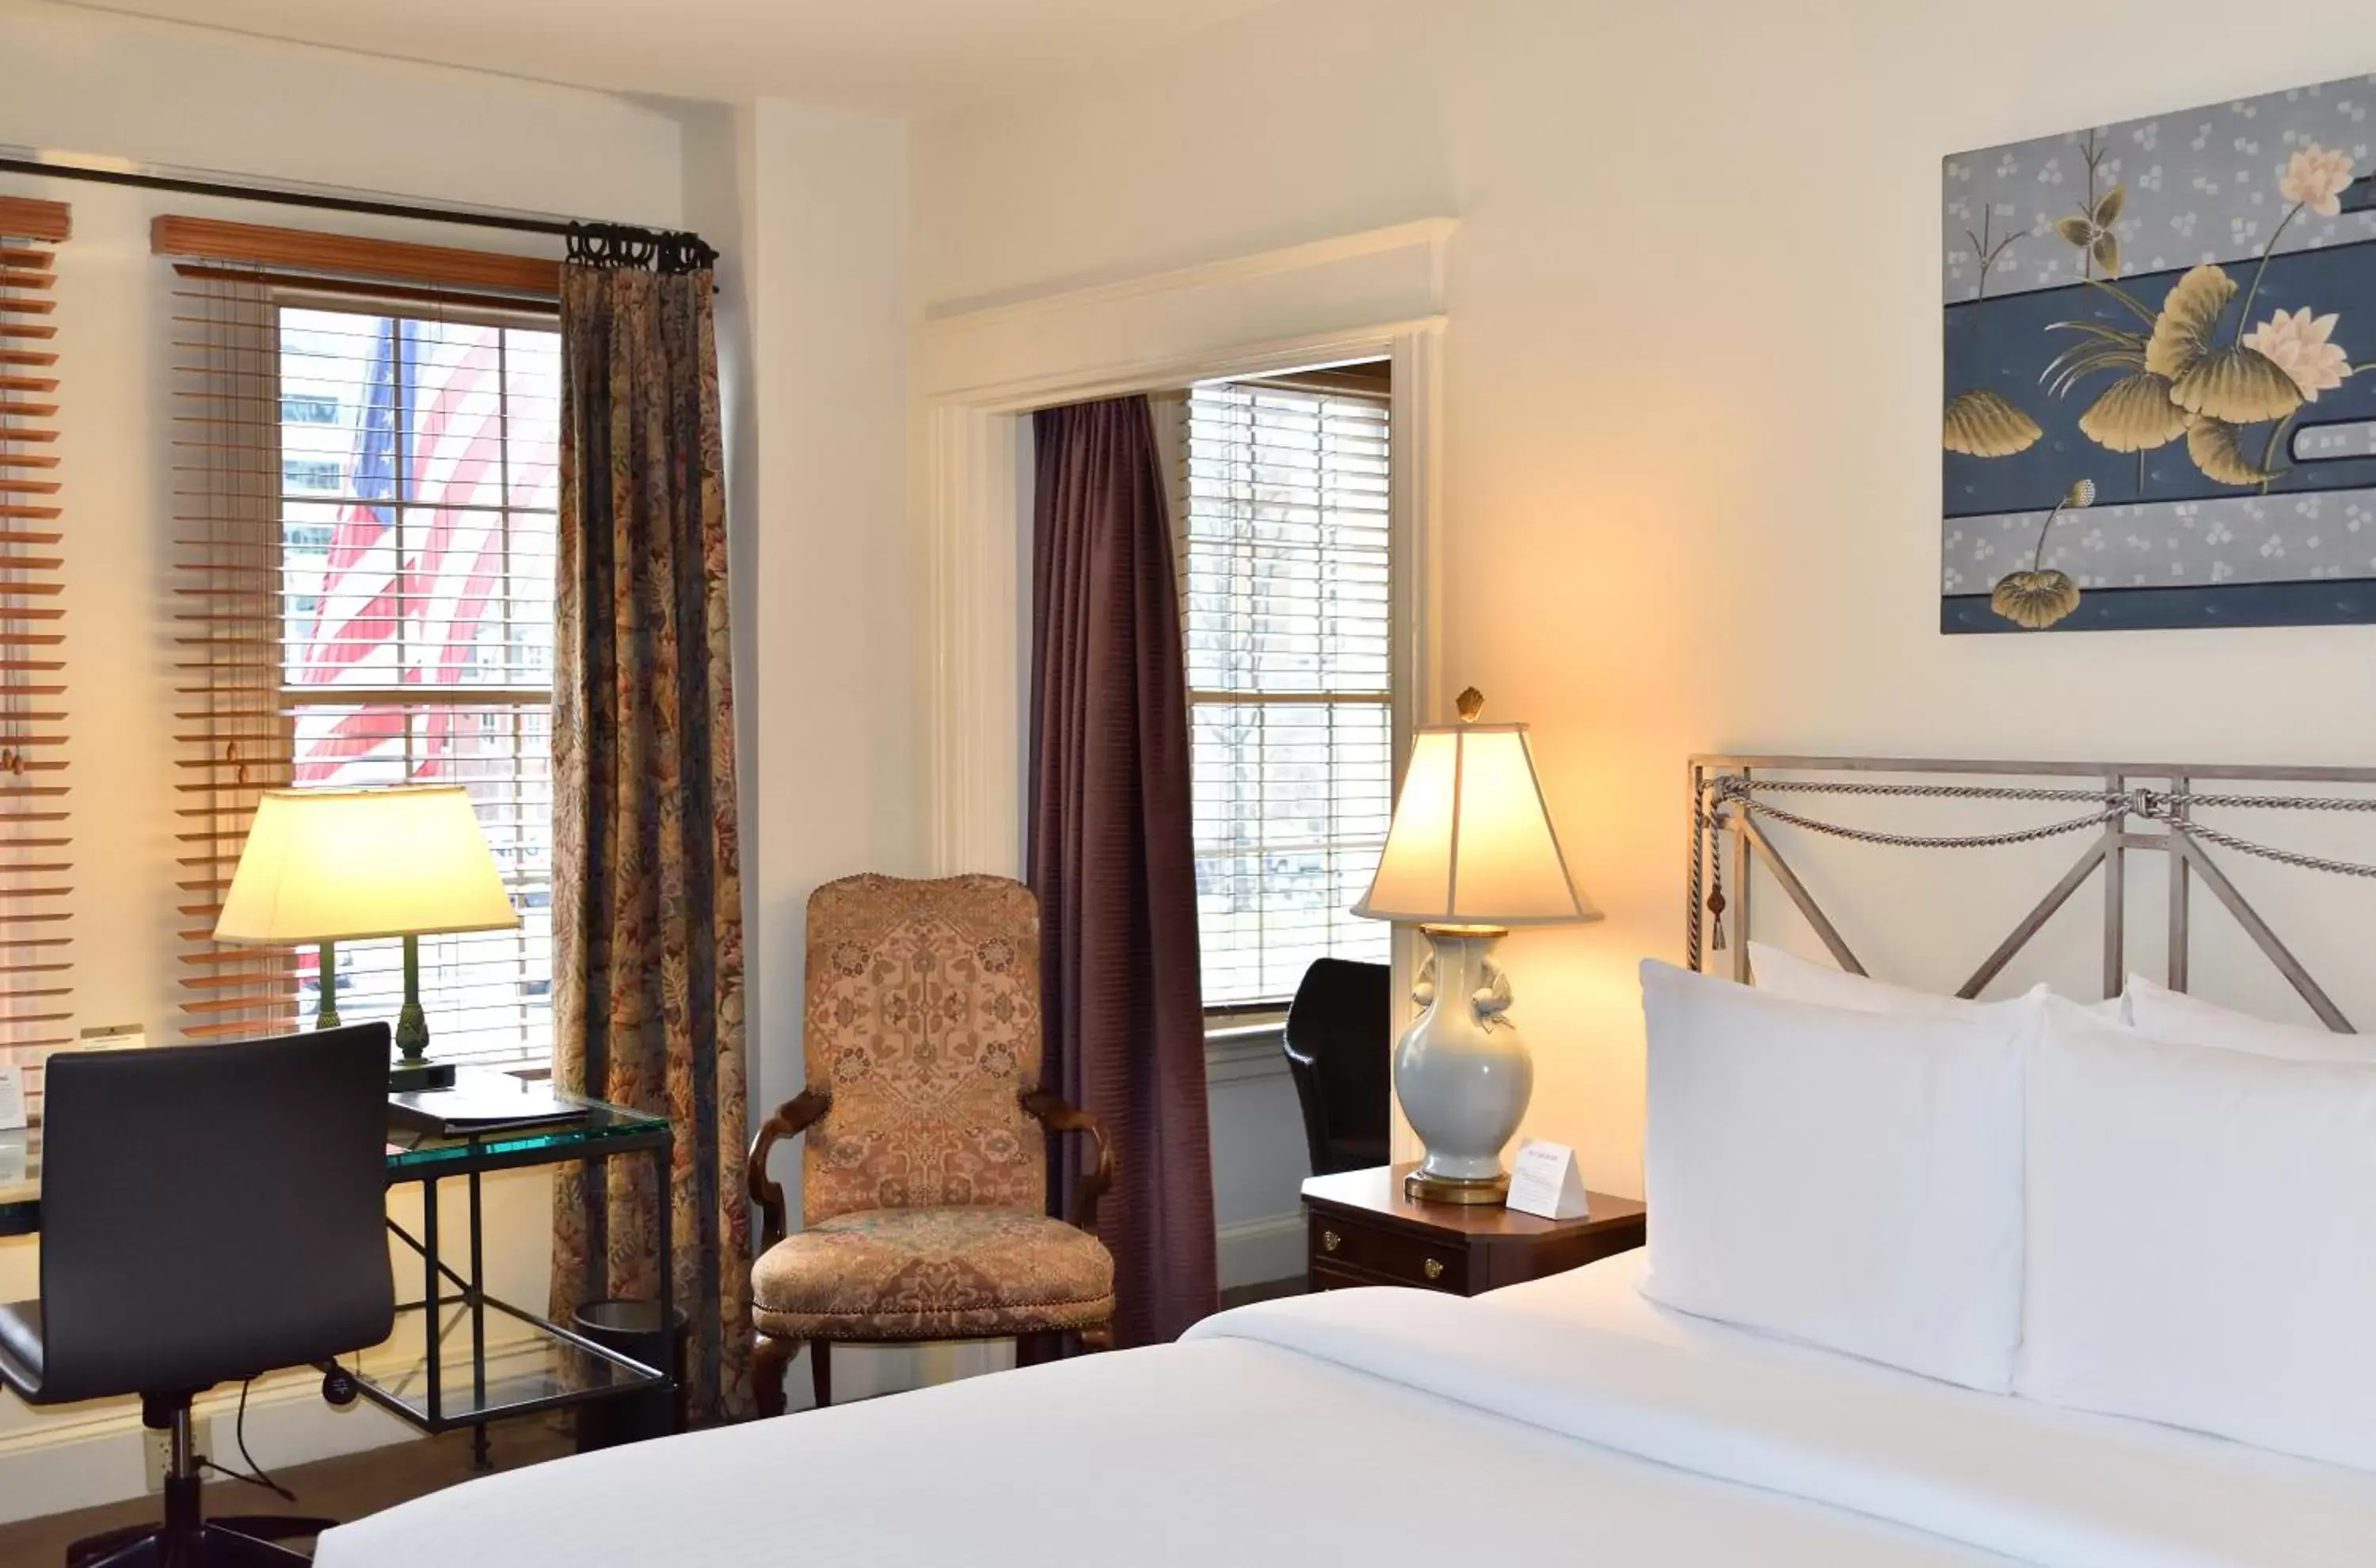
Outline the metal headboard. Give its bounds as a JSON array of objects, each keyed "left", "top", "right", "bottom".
[{"left": 1686, "top": 755, "right": 2376, "bottom": 1033}]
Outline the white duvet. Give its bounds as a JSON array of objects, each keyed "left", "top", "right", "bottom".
[{"left": 317, "top": 1256, "right": 2376, "bottom": 1567}]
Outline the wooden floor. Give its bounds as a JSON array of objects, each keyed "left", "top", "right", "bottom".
[
  {"left": 0, "top": 1282, "right": 1308, "bottom": 1562},
  {"left": 0, "top": 1421, "right": 573, "bottom": 1565}
]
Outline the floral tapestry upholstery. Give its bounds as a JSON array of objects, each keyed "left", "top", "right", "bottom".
[
  {"left": 752, "top": 1207, "right": 1114, "bottom": 1340},
  {"left": 802, "top": 874, "right": 1047, "bottom": 1226},
  {"left": 549, "top": 257, "right": 750, "bottom": 1425}
]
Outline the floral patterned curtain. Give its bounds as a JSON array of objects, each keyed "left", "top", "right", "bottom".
[{"left": 548, "top": 247, "right": 751, "bottom": 1423}]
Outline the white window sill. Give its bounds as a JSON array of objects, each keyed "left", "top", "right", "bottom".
[{"left": 1205, "top": 1014, "right": 1289, "bottom": 1084}]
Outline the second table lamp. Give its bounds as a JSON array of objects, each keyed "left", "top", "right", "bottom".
[{"left": 215, "top": 785, "right": 521, "bottom": 1090}]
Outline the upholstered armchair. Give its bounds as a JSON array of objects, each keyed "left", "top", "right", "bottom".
[{"left": 745, "top": 873, "right": 1116, "bottom": 1418}]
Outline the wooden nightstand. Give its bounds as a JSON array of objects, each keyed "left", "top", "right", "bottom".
[{"left": 1301, "top": 1163, "right": 1646, "bottom": 1297}]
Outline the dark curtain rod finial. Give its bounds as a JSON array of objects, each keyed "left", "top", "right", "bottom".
[{"left": 565, "top": 221, "right": 718, "bottom": 276}]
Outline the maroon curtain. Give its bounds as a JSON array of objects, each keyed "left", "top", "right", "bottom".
[{"left": 1028, "top": 394, "right": 1217, "bottom": 1346}]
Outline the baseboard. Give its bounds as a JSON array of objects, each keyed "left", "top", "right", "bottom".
[
  {"left": 0, "top": 1335, "right": 551, "bottom": 1525},
  {"left": 1217, "top": 1211, "right": 1305, "bottom": 1291}
]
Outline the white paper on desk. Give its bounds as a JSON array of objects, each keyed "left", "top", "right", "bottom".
[
  {"left": 1506, "top": 1139, "right": 1589, "bottom": 1220},
  {"left": 0, "top": 1065, "right": 25, "bottom": 1133}
]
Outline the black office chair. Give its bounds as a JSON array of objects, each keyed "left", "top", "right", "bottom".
[
  {"left": 1281, "top": 958, "right": 1393, "bottom": 1175},
  {"left": 0, "top": 1025, "right": 397, "bottom": 1566}
]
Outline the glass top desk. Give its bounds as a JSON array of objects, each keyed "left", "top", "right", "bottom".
[{"left": 0, "top": 1089, "right": 676, "bottom": 1467}]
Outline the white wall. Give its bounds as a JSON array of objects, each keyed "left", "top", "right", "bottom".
[
  {"left": 733, "top": 97, "right": 921, "bottom": 1135},
  {"left": 912, "top": 0, "right": 2376, "bottom": 1201},
  {"left": 0, "top": 0, "right": 692, "bottom": 1520}
]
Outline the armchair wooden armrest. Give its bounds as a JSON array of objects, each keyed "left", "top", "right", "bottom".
[
  {"left": 746, "top": 1087, "right": 830, "bottom": 1252},
  {"left": 1021, "top": 1087, "right": 1114, "bottom": 1239}
]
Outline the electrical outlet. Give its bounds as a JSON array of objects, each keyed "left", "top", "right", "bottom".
[{"left": 142, "top": 1416, "right": 208, "bottom": 1494}]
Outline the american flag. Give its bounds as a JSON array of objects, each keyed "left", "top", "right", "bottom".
[{"left": 289, "top": 314, "right": 549, "bottom": 784}]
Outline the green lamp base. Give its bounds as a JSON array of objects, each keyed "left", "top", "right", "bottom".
[
  {"left": 386, "top": 937, "right": 451, "bottom": 1090},
  {"left": 321, "top": 934, "right": 455, "bottom": 1093}
]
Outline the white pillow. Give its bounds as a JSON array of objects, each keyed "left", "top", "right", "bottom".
[
  {"left": 1748, "top": 939, "right": 2111, "bottom": 1022},
  {"left": 2019, "top": 996, "right": 2376, "bottom": 1471},
  {"left": 2123, "top": 971, "right": 2376, "bottom": 1063},
  {"left": 1638, "top": 959, "right": 2028, "bottom": 1391}
]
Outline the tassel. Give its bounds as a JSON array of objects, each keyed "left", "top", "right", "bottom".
[{"left": 1705, "top": 846, "right": 1728, "bottom": 953}]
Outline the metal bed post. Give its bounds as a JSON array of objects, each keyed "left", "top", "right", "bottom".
[
  {"left": 2168, "top": 771, "right": 2191, "bottom": 991},
  {"left": 2103, "top": 771, "right": 2127, "bottom": 999},
  {"left": 1730, "top": 767, "right": 1753, "bottom": 984},
  {"left": 1687, "top": 760, "right": 1706, "bottom": 972}
]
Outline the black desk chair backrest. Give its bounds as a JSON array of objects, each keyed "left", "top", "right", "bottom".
[
  {"left": 1281, "top": 958, "right": 1392, "bottom": 1176},
  {"left": 35, "top": 1023, "right": 397, "bottom": 1405}
]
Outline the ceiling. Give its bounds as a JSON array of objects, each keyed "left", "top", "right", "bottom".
[{"left": 68, "top": 0, "right": 1285, "bottom": 114}]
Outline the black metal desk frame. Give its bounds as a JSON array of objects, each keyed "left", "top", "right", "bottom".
[{"left": 362, "top": 1114, "right": 677, "bottom": 1470}]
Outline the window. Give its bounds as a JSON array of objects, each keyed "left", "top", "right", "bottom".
[
  {"left": 273, "top": 305, "right": 560, "bottom": 1068},
  {"left": 1181, "top": 376, "right": 1394, "bottom": 1009}
]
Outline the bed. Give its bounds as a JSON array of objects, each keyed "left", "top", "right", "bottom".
[
  {"left": 319, "top": 755, "right": 2376, "bottom": 1566},
  {"left": 318, "top": 1250, "right": 2376, "bottom": 1567}
]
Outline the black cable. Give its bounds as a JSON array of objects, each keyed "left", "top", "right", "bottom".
[{"left": 196, "top": 1378, "right": 297, "bottom": 1505}]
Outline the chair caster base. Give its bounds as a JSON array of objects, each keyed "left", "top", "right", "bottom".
[{"left": 72, "top": 1522, "right": 314, "bottom": 1567}]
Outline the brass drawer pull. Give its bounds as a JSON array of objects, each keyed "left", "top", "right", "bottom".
[
  {"left": 1423, "top": 1258, "right": 1444, "bottom": 1281},
  {"left": 1321, "top": 1230, "right": 1342, "bottom": 1254}
]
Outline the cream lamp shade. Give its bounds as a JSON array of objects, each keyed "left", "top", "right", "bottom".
[
  {"left": 215, "top": 786, "right": 520, "bottom": 944},
  {"left": 1352, "top": 720, "right": 1599, "bottom": 929}
]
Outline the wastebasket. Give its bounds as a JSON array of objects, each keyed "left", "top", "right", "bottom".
[{"left": 571, "top": 1298, "right": 687, "bottom": 1452}]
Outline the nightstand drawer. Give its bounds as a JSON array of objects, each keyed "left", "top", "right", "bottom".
[
  {"left": 1303, "top": 1164, "right": 1647, "bottom": 1301},
  {"left": 1308, "top": 1212, "right": 1469, "bottom": 1292}
]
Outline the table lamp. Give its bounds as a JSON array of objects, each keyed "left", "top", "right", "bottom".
[
  {"left": 1351, "top": 688, "right": 1599, "bottom": 1204},
  {"left": 215, "top": 785, "right": 521, "bottom": 1090}
]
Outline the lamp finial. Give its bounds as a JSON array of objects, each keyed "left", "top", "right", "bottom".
[{"left": 1455, "top": 687, "right": 1485, "bottom": 723}]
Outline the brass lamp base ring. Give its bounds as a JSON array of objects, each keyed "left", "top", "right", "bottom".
[{"left": 1404, "top": 1169, "right": 1510, "bottom": 1206}]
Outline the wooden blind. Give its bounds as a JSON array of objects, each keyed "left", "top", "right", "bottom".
[
  {"left": 173, "top": 274, "right": 297, "bottom": 1040},
  {"left": 170, "top": 255, "right": 561, "bottom": 1066},
  {"left": 0, "top": 196, "right": 73, "bottom": 1102},
  {"left": 153, "top": 215, "right": 561, "bottom": 298},
  {"left": 1179, "top": 377, "right": 1395, "bottom": 1007}
]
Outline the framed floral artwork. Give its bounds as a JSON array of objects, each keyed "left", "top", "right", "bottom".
[{"left": 1944, "top": 76, "right": 2376, "bottom": 632}]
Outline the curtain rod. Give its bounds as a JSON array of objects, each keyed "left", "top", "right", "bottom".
[{"left": 0, "top": 154, "right": 712, "bottom": 256}]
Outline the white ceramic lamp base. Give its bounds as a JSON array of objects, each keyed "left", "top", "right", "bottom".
[{"left": 1395, "top": 927, "right": 1533, "bottom": 1205}]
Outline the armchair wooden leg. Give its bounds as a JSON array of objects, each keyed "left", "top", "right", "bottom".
[
  {"left": 752, "top": 1333, "right": 797, "bottom": 1420},
  {"left": 810, "top": 1340, "right": 832, "bottom": 1410},
  {"left": 1079, "top": 1321, "right": 1114, "bottom": 1353}
]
